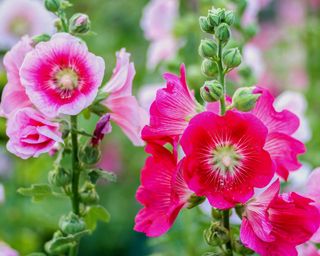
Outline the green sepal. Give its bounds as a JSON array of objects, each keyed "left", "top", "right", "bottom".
[
  {"left": 84, "top": 205, "right": 111, "bottom": 231},
  {"left": 87, "top": 168, "right": 117, "bottom": 184}
]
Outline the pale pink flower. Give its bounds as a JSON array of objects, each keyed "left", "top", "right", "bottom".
[
  {"left": 6, "top": 107, "right": 63, "bottom": 159},
  {"left": 241, "top": 180, "right": 320, "bottom": 256},
  {"left": 102, "top": 49, "right": 148, "bottom": 146},
  {"left": 279, "top": 0, "right": 306, "bottom": 26},
  {"left": 0, "top": 0, "right": 54, "bottom": 49},
  {"left": 20, "top": 33, "right": 105, "bottom": 117},
  {"left": 98, "top": 140, "right": 122, "bottom": 174},
  {"left": 138, "top": 83, "right": 163, "bottom": 111},
  {"left": 0, "top": 36, "right": 33, "bottom": 118},
  {"left": 242, "top": 44, "right": 265, "bottom": 79},
  {"left": 140, "top": 0, "right": 178, "bottom": 41},
  {"left": 0, "top": 241, "right": 19, "bottom": 256},
  {"left": 298, "top": 243, "right": 320, "bottom": 256}
]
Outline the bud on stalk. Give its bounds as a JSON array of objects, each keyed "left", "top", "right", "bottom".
[
  {"left": 199, "top": 39, "right": 218, "bottom": 59},
  {"left": 69, "top": 13, "right": 91, "bottom": 34},
  {"left": 200, "top": 80, "right": 223, "bottom": 102},
  {"left": 232, "top": 87, "right": 260, "bottom": 112}
]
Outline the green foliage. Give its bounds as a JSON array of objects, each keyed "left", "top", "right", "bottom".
[
  {"left": 84, "top": 205, "right": 110, "bottom": 231},
  {"left": 17, "top": 184, "right": 52, "bottom": 202}
]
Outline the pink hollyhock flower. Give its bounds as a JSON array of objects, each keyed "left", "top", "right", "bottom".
[
  {"left": 147, "top": 36, "right": 181, "bottom": 70},
  {"left": 0, "top": 241, "right": 19, "bottom": 256},
  {"left": 279, "top": 0, "right": 306, "bottom": 26},
  {"left": 6, "top": 107, "right": 63, "bottom": 159},
  {"left": 0, "top": 0, "right": 54, "bottom": 49},
  {"left": 140, "top": 0, "right": 178, "bottom": 41},
  {"left": 298, "top": 243, "right": 320, "bottom": 256},
  {"left": 181, "top": 111, "right": 274, "bottom": 209},
  {"left": 0, "top": 36, "right": 33, "bottom": 118},
  {"left": 20, "top": 33, "right": 105, "bottom": 117},
  {"left": 91, "top": 114, "right": 112, "bottom": 146},
  {"left": 134, "top": 142, "right": 193, "bottom": 237},
  {"left": 250, "top": 87, "right": 306, "bottom": 180},
  {"left": 102, "top": 49, "right": 148, "bottom": 146},
  {"left": 142, "top": 65, "right": 198, "bottom": 141},
  {"left": 240, "top": 180, "right": 320, "bottom": 256}
]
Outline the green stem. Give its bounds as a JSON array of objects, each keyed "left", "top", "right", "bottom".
[
  {"left": 217, "top": 40, "right": 226, "bottom": 116},
  {"left": 223, "top": 209, "right": 233, "bottom": 255}
]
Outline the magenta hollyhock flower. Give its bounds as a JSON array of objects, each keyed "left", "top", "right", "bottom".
[
  {"left": 0, "top": 241, "right": 19, "bottom": 256},
  {"left": 142, "top": 65, "right": 198, "bottom": 142},
  {"left": 20, "top": 33, "right": 105, "bottom": 117},
  {"left": 250, "top": 87, "right": 306, "bottom": 180},
  {"left": 91, "top": 114, "right": 112, "bottom": 146},
  {"left": 0, "top": 36, "right": 33, "bottom": 118},
  {"left": 134, "top": 142, "right": 193, "bottom": 237},
  {"left": 6, "top": 107, "right": 63, "bottom": 159},
  {"left": 102, "top": 49, "right": 148, "bottom": 146},
  {"left": 0, "top": 0, "right": 54, "bottom": 49},
  {"left": 240, "top": 180, "right": 320, "bottom": 256},
  {"left": 181, "top": 111, "right": 274, "bottom": 209}
]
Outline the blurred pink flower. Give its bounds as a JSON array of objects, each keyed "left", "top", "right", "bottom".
[
  {"left": 98, "top": 140, "right": 122, "bottom": 174},
  {"left": 298, "top": 243, "right": 320, "bottom": 256},
  {"left": 0, "top": 241, "right": 18, "bottom": 256},
  {"left": 0, "top": 36, "right": 33, "bottom": 118},
  {"left": 279, "top": 0, "right": 306, "bottom": 26},
  {"left": 0, "top": 0, "right": 54, "bottom": 49},
  {"left": 103, "top": 49, "right": 148, "bottom": 146},
  {"left": 243, "top": 44, "right": 265, "bottom": 79},
  {"left": 242, "top": 0, "right": 272, "bottom": 26},
  {"left": 20, "top": 33, "right": 105, "bottom": 117},
  {"left": 6, "top": 107, "right": 63, "bottom": 159},
  {"left": 141, "top": 0, "right": 180, "bottom": 69},
  {"left": 138, "top": 83, "right": 163, "bottom": 111}
]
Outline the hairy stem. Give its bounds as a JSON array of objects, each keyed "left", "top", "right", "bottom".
[{"left": 217, "top": 40, "right": 226, "bottom": 116}]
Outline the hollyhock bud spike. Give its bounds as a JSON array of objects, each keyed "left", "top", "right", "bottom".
[
  {"left": 232, "top": 87, "right": 261, "bottom": 112},
  {"left": 215, "top": 23, "right": 231, "bottom": 44},
  {"left": 44, "top": 0, "right": 61, "bottom": 12},
  {"left": 204, "top": 222, "right": 230, "bottom": 246},
  {"left": 201, "top": 59, "right": 219, "bottom": 78},
  {"left": 200, "top": 80, "right": 223, "bottom": 102},
  {"left": 223, "top": 48, "right": 242, "bottom": 68},
  {"left": 199, "top": 16, "right": 215, "bottom": 34},
  {"left": 69, "top": 13, "right": 91, "bottom": 34},
  {"left": 199, "top": 39, "right": 218, "bottom": 59},
  {"left": 59, "top": 212, "right": 86, "bottom": 235}
]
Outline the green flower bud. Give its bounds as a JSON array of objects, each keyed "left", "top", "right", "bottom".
[
  {"left": 223, "top": 48, "right": 242, "bottom": 68},
  {"left": 224, "top": 10, "right": 235, "bottom": 26},
  {"left": 48, "top": 167, "right": 71, "bottom": 187},
  {"left": 200, "top": 80, "right": 223, "bottom": 102},
  {"left": 199, "top": 16, "right": 215, "bottom": 34},
  {"left": 79, "top": 144, "right": 101, "bottom": 165},
  {"left": 59, "top": 212, "right": 86, "bottom": 235},
  {"left": 215, "top": 23, "right": 231, "bottom": 44},
  {"left": 31, "top": 34, "right": 51, "bottom": 46},
  {"left": 80, "top": 183, "right": 100, "bottom": 205},
  {"left": 201, "top": 59, "right": 219, "bottom": 78},
  {"left": 186, "top": 194, "right": 206, "bottom": 209},
  {"left": 211, "top": 208, "right": 222, "bottom": 220},
  {"left": 69, "top": 13, "right": 91, "bottom": 34},
  {"left": 199, "top": 39, "right": 218, "bottom": 59},
  {"left": 203, "top": 222, "right": 229, "bottom": 247},
  {"left": 208, "top": 8, "right": 225, "bottom": 27},
  {"left": 232, "top": 87, "right": 260, "bottom": 112},
  {"left": 44, "top": 0, "right": 61, "bottom": 12}
]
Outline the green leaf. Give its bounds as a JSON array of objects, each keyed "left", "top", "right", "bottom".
[
  {"left": 17, "top": 184, "right": 52, "bottom": 202},
  {"left": 84, "top": 205, "right": 110, "bottom": 230},
  {"left": 26, "top": 253, "right": 47, "bottom": 256},
  {"left": 88, "top": 168, "right": 117, "bottom": 184}
]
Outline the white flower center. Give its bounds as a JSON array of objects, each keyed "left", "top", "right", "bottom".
[{"left": 55, "top": 69, "right": 79, "bottom": 90}]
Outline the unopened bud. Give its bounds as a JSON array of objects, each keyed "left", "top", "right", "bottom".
[
  {"left": 59, "top": 212, "right": 86, "bottom": 235},
  {"left": 208, "top": 8, "right": 225, "bottom": 27},
  {"left": 215, "top": 23, "right": 231, "bottom": 43},
  {"left": 44, "top": 0, "right": 60, "bottom": 12},
  {"left": 199, "top": 16, "right": 215, "bottom": 34},
  {"left": 80, "top": 183, "right": 99, "bottom": 205},
  {"left": 69, "top": 13, "right": 91, "bottom": 34},
  {"left": 200, "top": 80, "right": 223, "bottom": 102},
  {"left": 48, "top": 167, "right": 71, "bottom": 187},
  {"left": 79, "top": 144, "right": 101, "bottom": 165},
  {"left": 201, "top": 59, "right": 219, "bottom": 78},
  {"left": 204, "top": 222, "right": 230, "bottom": 246},
  {"left": 199, "top": 39, "right": 217, "bottom": 59},
  {"left": 232, "top": 87, "right": 260, "bottom": 112},
  {"left": 223, "top": 48, "right": 242, "bottom": 68},
  {"left": 224, "top": 10, "right": 236, "bottom": 26}
]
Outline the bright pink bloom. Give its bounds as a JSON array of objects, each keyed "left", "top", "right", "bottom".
[
  {"left": 241, "top": 180, "right": 320, "bottom": 256},
  {"left": 181, "top": 111, "right": 274, "bottom": 209},
  {"left": 0, "top": 0, "right": 54, "bottom": 49},
  {"left": 251, "top": 87, "right": 306, "bottom": 180},
  {"left": 6, "top": 107, "right": 63, "bottom": 159},
  {"left": 91, "top": 114, "right": 112, "bottom": 146},
  {"left": 0, "top": 36, "right": 33, "bottom": 117},
  {"left": 20, "top": 33, "right": 105, "bottom": 117},
  {"left": 102, "top": 49, "right": 147, "bottom": 146},
  {"left": 142, "top": 65, "right": 198, "bottom": 141},
  {"left": 0, "top": 241, "right": 19, "bottom": 256},
  {"left": 134, "top": 142, "right": 192, "bottom": 237}
]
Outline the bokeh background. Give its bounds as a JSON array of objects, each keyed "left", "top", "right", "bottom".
[{"left": 0, "top": 0, "right": 320, "bottom": 255}]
